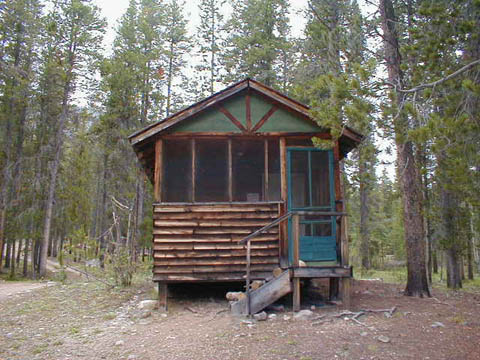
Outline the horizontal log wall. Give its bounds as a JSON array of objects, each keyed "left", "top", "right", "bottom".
[{"left": 152, "top": 202, "right": 282, "bottom": 282}]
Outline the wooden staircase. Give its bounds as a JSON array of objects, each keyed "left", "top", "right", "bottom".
[{"left": 230, "top": 269, "right": 292, "bottom": 315}]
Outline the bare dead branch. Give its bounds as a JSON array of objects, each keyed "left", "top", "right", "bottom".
[{"left": 396, "top": 59, "right": 480, "bottom": 93}]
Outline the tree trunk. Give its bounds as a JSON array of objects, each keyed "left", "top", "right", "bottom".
[
  {"left": 359, "top": 158, "right": 370, "bottom": 270},
  {"left": 39, "top": 70, "right": 72, "bottom": 277},
  {"left": 441, "top": 183, "right": 462, "bottom": 289},
  {"left": 5, "top": 241, "right": 11, "bottom": 268},
  {"left": 23, "top": 238, "right": 29, "bottom": 277},
  {"left": 99, "top": 151, "right": 108, "bottom": 267},
  {"left": 379, "top": 0, "right": 430, "bottom": 297},
  {"left": 9, "top": 240, "right": 15, "bottom": 278},
  {"left": 16, "top": 238, "right": 22, "bottom": 266}
]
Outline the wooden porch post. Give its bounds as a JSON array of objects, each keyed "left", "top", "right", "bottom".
[
  {"left": 279, "top": 137, "right": 288, "bottom": 267},
  {"left": 333, "top": 141, "right": 351, "bottom": 308},
  {"left": 292, "top": 213, "right": 301, "bottom": 312},
  {"left": 154, "top": 139, "right": 163, "bottom": 202}
]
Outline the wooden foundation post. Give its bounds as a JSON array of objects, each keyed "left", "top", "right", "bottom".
[
  {"left": 158, "top": 282, "right": 168, "bottom": 312},
  {"left": 292, "top": 214, "right": 301, "bottom": 312}
]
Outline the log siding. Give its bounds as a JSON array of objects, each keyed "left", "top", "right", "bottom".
[{"left": 152, "top": 202, "right": 282, "bottom": 282}]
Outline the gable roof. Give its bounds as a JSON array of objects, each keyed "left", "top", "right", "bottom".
[{"left": 128, "top": 78, "right": 363, "bottom": 147}]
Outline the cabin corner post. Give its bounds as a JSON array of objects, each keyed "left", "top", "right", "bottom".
[
  {"left": 154, "top": 138, "right": 163, "bottom": 202},
  {"left": 279, "top": 137, "right": 288, "bottom": 267},
  {"left": 333, "top": 140, "right": 351, "bottom": 308},
  {"left": 292, "top": 213, "right": 301, "bottom": 312}
]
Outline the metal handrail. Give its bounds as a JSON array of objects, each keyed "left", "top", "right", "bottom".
[{"left": 238, "top": 210, "right": 347, "bottom": 316}]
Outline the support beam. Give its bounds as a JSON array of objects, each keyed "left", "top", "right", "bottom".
[
  {"left": 158, "top": 282, "right": 168, "bottom": 311},
  {"left": 292, "top": 214, "right": 300, "bottom": 311},
  {"left": 154, "top": 139, "right": 163, "bottom": 202},
  {"left": 279, "top": 137, "right": 288, "bottom": 267}
]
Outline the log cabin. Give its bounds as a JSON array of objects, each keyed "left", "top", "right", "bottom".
[{"left": 128, "top": 78, "right": 363, "bottom": 314}]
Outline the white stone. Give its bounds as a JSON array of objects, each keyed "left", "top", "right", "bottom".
[
  {"left": 253, "top": 311, "right": 267, "bottom": 321},
  {"left": 115, "top": 340, "right": 124, "bottom": 346},
  {"left": 377, "top": 335, "right": 390, "bottom": 343},
  {"left": 138, "top": 300, "right": 157, "bottom": 310},
  {"left": 293, "top": 310, "right": 314, "bottom": 320}
]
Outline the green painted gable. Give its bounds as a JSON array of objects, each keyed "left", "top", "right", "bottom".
[
  {"left": 172, "top": 106, "right": 240, "bottom": 132},
  {"left": 169, "top": 90, "right": 322, "bottom": 134}
]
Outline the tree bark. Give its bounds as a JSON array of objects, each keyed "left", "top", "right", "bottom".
[
  {"left": 379, "top": 0, "right": 430, "bottom": 297},
  {"left": 359, "top": 158, "right": 370, "bottom": 270},
  {"left": 23, "top": 238, "right": 29, "bottom": 277}
]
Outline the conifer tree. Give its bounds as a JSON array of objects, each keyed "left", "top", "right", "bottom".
[
  {"left": 223, "top": 0, "right": 290, "bottom": 87},
  {"left": 38, "top": 0, "right": 105, "bottom": 277},
  {"left": 195, "top": 0, "right": 226, "bottom": 96}
]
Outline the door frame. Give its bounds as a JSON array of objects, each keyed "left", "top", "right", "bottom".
[{"left": 286, "top": 147, "right": 337, "bottom": 264}]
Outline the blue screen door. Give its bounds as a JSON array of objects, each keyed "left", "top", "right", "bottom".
[{"left": 287, "top": 148, "right": 337, "bottom": 263}]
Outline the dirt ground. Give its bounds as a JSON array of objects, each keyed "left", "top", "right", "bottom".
[{"left": 1, "top": 275, "right": 480, "bottom": 360}]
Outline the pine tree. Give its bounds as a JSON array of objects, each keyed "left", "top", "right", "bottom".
[
  {"left": 162, "top": 0, "right": 191, "bottom": 116},
  {"left": 0, "top": 0, "right": 42, "bottom": 269},
  {"left": 223, "top": 0, "right": 291, "bottom": 87},
  {"left": 195, "top": 0, "right": 226, "bottom": 96},
  {"left": 38, "top": 0, "right": 106, "bottom": 277}
]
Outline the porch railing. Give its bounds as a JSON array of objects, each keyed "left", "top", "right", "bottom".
[{"left": 238, "top": 210, "right": 346, "bottom": 315}]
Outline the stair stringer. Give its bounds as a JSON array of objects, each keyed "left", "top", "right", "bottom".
[{"left": 231, "top": 269, "right": 292, "bottom": 316}]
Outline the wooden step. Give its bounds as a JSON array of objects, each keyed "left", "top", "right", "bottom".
[{"left": 231, "top": 269, "right": 292, "bottom": 316}]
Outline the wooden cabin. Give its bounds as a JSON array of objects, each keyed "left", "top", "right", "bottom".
[{"left": 128, "top": 79, "right": 362, "bottom": 313}]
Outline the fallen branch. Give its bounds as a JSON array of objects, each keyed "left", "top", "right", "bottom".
[
  {"left": 63, "top": 263, "right": 114, "bottom": 288},
  {"left": 310, "top": 306, "right": 397, "bottom": 329},
  {"left": 184, "top": 306, "right": 198, "bottom": 314},
  {"left": 431, "top": 297, "right": 450, "bottom": 306}
]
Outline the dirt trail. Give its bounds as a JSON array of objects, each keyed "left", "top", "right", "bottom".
[
  {"left": 0, "top": 280, "right": 48, "bottom": 301},
  {"left": 0, "top": 258, "right": 86, "bottom": 301}
]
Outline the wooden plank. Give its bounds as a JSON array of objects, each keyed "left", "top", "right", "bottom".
[
  {"left": 153, "top": 264, "right": 278, "bottom": 274},
  {"left": 218, "top": 106, "right": 247, "bottom": 132},
  {"left": 154, "top": 234, "right": 279, "bottom": 242},
  {"left": 152, "top": 228, "right": 194, "bottom": 235},
  {"left": 246, "top": 92, "right": 252, "bottom": 130},
  {"left": 153, "top": 271, "right": 274, "bottom": 282},
  {"left": 194, "top": 228, "right": 278, "bottom": 235},
  {"left": 152, "top": 212, "right": 278, "bottom": 220},
  {"left": 228, "top": 139, "right": 233, "bottom": 201},
  {"left": 153, "top": 257, "right": 278, "bottom": 266},
  {"left": 153, "top": 243, "right": 278, "bottom": 251},
  {"left": 153, "top": 249, "right": 279, "bottom": 259},
  {"left": 154, "top": 205, "right": 278, "bottom": 213},
  {"left": 158, "top": 219, "right": 278, "bottom": 227},
  {"left": 154, "top": 139, "right": 163, "bottom": 202},
  {"left": 293, "top": 266, "right": 352, "bottom": 278},
  {"left": 252, "top": 105, "right": 278, "bottom": 132},
  {"left": 231, "top": 269, "right": 292, "bottom": 315}
]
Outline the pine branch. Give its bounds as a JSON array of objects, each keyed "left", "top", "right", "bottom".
[
  {"left": 394, "top": 59, "right": 480, "bottom": 93},
  {"left": 308, "top": 1, "right": 332, "bottom": 31}
]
